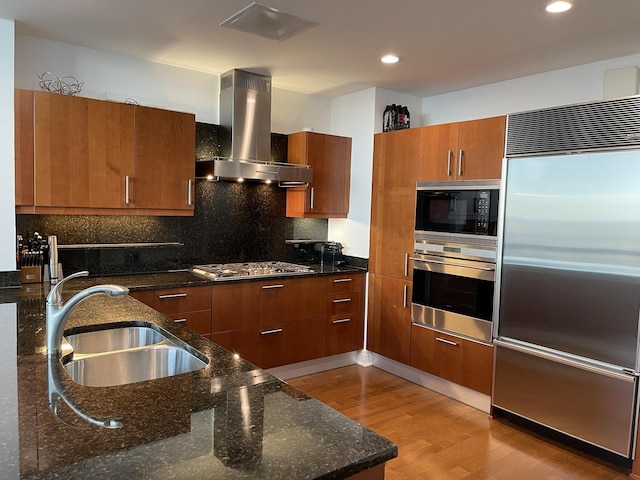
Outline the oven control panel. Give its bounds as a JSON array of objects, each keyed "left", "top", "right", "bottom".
[{"left": 414, "top": 241, "right": 497, "bottom": 261}]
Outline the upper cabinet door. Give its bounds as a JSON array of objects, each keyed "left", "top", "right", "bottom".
[
  {"left": 15, "top": 89, "right": 34, "bottom": 207},
  {"left": 132, "top": 106, "right": 196, "bottom": 211},
  {"left": 32, "top": 91, "right": 134, "bottom": 208},
  {"left": 286, "top": 132, "right": 352, "bottom": 218},
  {"left": 417, "top": 122, "right": 459, "bottom": 181},
  {"left": 457, "top": 116, "right": 506, "bottom": 180},
  {"left": 418, "top": 116, "right": 506, "bottom": 181}
]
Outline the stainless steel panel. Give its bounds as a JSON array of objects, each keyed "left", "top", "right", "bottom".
[
  {"left": 417, "top": 180, "right": 501, "bottom": 190},
  {"left": 412, "top": 254, "right": 495, "bottom": 282},
  {"left": 411, "top": 304, "right": 492, "bottom": 343},
  {"left": 499, "top": 150, "right": 640, "bottom": 369},
  {"left": 493, "top": 340, "right": 637, "bottom": 458}
]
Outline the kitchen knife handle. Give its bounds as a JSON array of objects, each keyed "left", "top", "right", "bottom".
[
  {"left": 310, "top": 187, "right": 315, "bottom": 210},
  {"left": 125, "top": 176, "right": 130, "bottom": 204}
]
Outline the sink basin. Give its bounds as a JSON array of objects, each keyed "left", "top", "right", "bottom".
[
  {"left": 63, "top": 344, "right": 209, "bottom": 387},
  {"left": 64, "top": 325, "right": 166, "bottom": 354},
  {"left": 61, "top": 322, "right": 209, "bottom": 387}
]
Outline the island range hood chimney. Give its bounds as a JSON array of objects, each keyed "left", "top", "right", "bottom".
[{"left": 197, "top": 69, "right": 312, "bottom": 185}]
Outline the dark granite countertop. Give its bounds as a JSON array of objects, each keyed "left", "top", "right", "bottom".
[{"left": 0, "top": 268, "right": 395, "bottom": 479}]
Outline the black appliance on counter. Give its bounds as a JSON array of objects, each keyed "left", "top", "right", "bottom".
[{"left": 285, "top": 240, "right": 344, "bottom": 267}]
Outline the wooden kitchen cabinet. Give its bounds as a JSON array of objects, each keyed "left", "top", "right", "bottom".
[
  {"left": 130, "top": 286, "right": 212, "bottom": 339},
  {"left": 212, "top": 273, "right": 365, "bottom": 368},
  {"left": 409, "top": 324, "right": 493, "bottom": 395},
  {"left": 132, "top": 105, "right": 195, "bottom": 212},
  {"left": 286, "top": 131, "right": 352, "bottom": 218},
  {"left": 319, "top": 272, "right": 365, "bottom": 357},
  {"left": 417, "top": 116, "right": 505, "bottom": 181},
  {"left": 367, "top": 273, "right": 412, "bottom": 364},
  {"left": 26, "top": 90, "right": 135, "bottom": 210},
  {"left": 369, "top": 128, "right": 419, "bottom": 279},
  {"left": 14, "top": 89, "right": 195, "bottom": 216}
]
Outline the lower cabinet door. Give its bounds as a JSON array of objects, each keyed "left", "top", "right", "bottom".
[
  {"left": 319, "top": 314, "right": 363, "bottom": 357},
  {"left": 167, "top": 310, "right": 212, "bottom": 339},
  {"left": 259, "top": 319, "right": 320, "bottom": 369},
  {"left": 211, "top": 330, "right": 261, "bottom": 366}
]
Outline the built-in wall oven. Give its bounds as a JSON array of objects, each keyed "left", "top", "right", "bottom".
[{"left": 412, "top": 180, "right": 500, "bottom": 343}]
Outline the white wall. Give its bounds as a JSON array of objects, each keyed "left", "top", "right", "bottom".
[
  {"left": 422, "top": 53, "right": 640, "bottom": 125},
  {"left": 14, "top": 35, "right": 333, "bottom": 133},
  {"left": 0, "top": 19, "right": 16, "bottom": 273},
  {"left": 327, "top": 88, "right": 376, "bottom": 258}
]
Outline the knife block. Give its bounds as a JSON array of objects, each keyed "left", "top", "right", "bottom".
[{"left": 21, "top": 266, "right": 42, "bottom": 284}]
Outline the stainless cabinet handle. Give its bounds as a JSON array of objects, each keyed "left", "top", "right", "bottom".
[
  {"left": 173, "top": 318, "right": 187, "bottom": 323},
  {"left": 410, "top": 257, "right": 495, "bottom": 271},
  {"left": 262, "top": 284, "right": 284, "bottom": 290},
  {"left": 310, "top": 187, "right": 315, "bottom": 210},
  {"left": 333, "top": 278, "right": 352, "bottom": 283},
  {"left": 187, "top": 179, "right": 193, "bottom": 206},
  {"left": 447, "top": 150, "right": 452, "bottom": 176},
  {"left": 260, "top": 328, "right": 283, "bottom": 335},
  {"left": 332, "top": 318, "right": 351, "bottom": 324},
  {"left": 158, "top": 293, "right": 187, "bottom": 299},
  {"left": 404, "top": 253, "right": 410, "bottom": 277},
  {"left": 333, "top": 298, "right": 352, "bottom": 304},
  {"left": 125, "top": 176, "right": 130, "bottom": 204},
  {"left": 436, "top": 337, "right": 459, "bottom": 347},
  {"left": 458, "top": 149, "right": 463, "bottom": 176},
  {"left": 403, "top": 284, "right": 408, "bottom": 308}
]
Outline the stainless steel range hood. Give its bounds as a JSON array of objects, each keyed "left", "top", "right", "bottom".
[{"left": 197, "top": 69, "right": 312, "bottom": 185}]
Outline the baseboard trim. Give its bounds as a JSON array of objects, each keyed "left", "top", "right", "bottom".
[{"left": 268, "top": 350, "right": 491, "bottom": 413}]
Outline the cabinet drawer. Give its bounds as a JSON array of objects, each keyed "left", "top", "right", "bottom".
[
  {"left": 258, "top": 318, "right": 320, "bottom": 369},
  {"left": 211, "top": 330, "right": 260, "bottom": 366},
  {"left": 324, "top": 291, "right": 361, "bottom": 316},
  {"left": 410, "top": 324, "right": 493, "bottom": 394},
  {"left": 319, "top": 314, "right": 364, "bottom": 357},
  {"left": 166, "top": 310, "right": 212, "bottom": 336},
  {"left": 131, "top": 286, "right": 211, "bottom": 314},
  {"left": 320, "top": 273, "right": 365, "bottom": 295}
]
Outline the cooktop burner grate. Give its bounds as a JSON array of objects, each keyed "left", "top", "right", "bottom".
[{"left": 191, "top": 261, "right": 313, "bottom": 281}]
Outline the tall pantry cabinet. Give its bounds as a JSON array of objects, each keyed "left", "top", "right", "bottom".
[{"left": 367, "top": 128, "right": 419, "bottom": 364}]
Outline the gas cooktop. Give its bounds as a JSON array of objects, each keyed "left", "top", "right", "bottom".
[{"left": 191, "top": 261, "right": 313, "bottom": 281}]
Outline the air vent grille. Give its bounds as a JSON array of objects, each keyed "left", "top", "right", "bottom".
[{"left": 506, "top": 96, "right": 640, "bottom": 156}]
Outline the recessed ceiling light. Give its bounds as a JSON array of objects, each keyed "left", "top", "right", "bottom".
[
  {"left": 380, "top": 55, "right": 400, "bottom": 64},
  {"left": 546, "top": 1, "right": 572, "bottom": 13}
]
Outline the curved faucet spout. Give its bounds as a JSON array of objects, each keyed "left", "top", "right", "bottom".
[{"left": 46, "top": 271, "right": 129, "bottom": 355}]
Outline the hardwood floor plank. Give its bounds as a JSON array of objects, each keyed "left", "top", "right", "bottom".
[{"left": 288, "top": 365, "right": 630, "bottom": 480}]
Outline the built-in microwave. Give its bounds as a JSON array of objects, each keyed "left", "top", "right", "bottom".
[{"left": 415, "top": 180, "right": 500, "bottom": 238}]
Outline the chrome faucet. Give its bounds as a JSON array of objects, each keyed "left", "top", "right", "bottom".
[{"left": 46, "top": 270, "right": 129, "bottom": 356}]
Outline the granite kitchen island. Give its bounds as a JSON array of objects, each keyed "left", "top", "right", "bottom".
[{"left": 0, "top": 273, "right": 396, "bottom": 479}]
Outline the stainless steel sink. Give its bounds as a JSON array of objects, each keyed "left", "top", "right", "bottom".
[
  {"left": 64, "top": 325, "right": 166, "bottom": 354},
  {"left": 61, "top": 323, "right": 209, "bottom": 387}
]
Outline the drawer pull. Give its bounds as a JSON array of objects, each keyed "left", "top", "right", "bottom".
[
  {"left": 158, "top": 293, "right": 187, "bottom": 299},
  {"left": 333, "top": 298, "right": 352, "bottom": 304},
  {"left": 436, "top": 337, "right": 458, "bottom": 347},
  {"left": 173, "top": 318, "right": 187, "bottom": 323},
  {"left": 260, "top": 328, "right": 283, "bottom": 335},
  {"left": 262, "top": 284, "right": 284, "bottom": 290},
  {"left": 333, "top": 278, "right": 352, "bottom": 283},
  {"left": 332, "top": 318, "right": 351, "bottom": 324}
]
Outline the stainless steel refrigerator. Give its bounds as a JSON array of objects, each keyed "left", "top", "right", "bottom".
[{"left": 493, "top": 97, "right": 640, "bottom": 459}]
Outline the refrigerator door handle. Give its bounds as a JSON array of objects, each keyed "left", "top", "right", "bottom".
[{"left": 495, "top": 338, "right": 637, "bottom": 383}]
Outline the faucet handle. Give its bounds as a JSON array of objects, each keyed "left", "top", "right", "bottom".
[{"left": 47, "top": 270, "right": 89, "bottom": 306}]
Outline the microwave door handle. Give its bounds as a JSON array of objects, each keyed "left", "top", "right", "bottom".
[{"left": 409, "top": 257, "right": 495, "bottom": 272}]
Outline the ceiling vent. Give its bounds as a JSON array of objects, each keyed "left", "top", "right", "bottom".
[{"left": 220, "top": 2, "right": 318, "bottom": 41}]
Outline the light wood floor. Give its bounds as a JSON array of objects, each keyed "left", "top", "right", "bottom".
[{"left": 288, "top": 365, "right": 631, "bottom": 480}]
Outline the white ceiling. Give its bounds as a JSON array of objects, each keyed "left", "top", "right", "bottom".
[{"left": 2, "top": 0, "right": 640, "bottom": 98}]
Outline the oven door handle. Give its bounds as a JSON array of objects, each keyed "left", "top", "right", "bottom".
[{"left": 409, "top": 257, "right": 495, "bottom": 272}]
